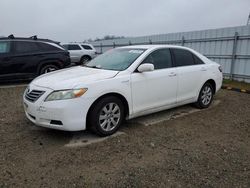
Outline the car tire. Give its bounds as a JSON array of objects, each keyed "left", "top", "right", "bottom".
[
  {"left": 39, "top": 64, "right": 59, "bottom": 75},
  {"left": 195, "top": 82, "right": 214, "bottom": 109},
  {"left": 78, "top": 56, "right": 91, "bottom": 65},
  {"left": 88, "top": 96, "right": 124, "bottom": 136}
]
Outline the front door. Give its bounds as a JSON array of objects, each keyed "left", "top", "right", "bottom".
[
  {"left": 67, "top": 44, "right": 82, "bottom": 63},
  {"left": 131, "top": 48, "right": 178, "bottom": 115}
]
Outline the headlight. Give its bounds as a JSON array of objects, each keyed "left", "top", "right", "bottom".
[{"left": 45, "top": 88, "right": 88, "bottom": 102}]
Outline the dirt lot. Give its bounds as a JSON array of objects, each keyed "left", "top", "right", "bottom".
[{"left": 0, "top": 87, "right": 250, "bottom": 188}]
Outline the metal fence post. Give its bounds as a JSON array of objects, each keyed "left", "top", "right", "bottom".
[
  {"left": 100, "top": 43, "right": 103, "bottom": 54},
  {"left": 181, "top": 36, "right": 185, "bottom": 46},
  {"left": 230, "top": 32, "right": 239, "bottom": 80}
]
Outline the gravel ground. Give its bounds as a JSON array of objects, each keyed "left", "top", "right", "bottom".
[{"left": 0, "top": 87, "right": 250, "bottom": 188}]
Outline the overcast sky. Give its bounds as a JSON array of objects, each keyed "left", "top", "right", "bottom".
[{"left": 0, "top": 0, "right": 249, "bottom": 42}]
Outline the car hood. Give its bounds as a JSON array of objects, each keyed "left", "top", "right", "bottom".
[{"left": 32, "top": 66, "right": 119, "bottom": 90}]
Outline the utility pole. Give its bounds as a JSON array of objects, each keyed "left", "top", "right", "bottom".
[{"left": 247, "top": 13, "right": 250, "bottom": 25}]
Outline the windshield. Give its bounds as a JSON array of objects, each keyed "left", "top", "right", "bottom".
[{"left": 85, "top": 48, "right": 145, "bottom": 71}]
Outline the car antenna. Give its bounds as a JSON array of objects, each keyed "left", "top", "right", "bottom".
[{"left": 8, "top": 34, "right": 15, "bottom": 39}]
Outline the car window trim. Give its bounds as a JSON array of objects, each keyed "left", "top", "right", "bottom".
[
  {"left": 192, "top": 53, "right": 205, "bottom": 65},
  {"left": 133, "top": 47, "right": 174, "bottom": 73},
  {"left": 68, "top": 44, "right": 81, "bottom": 50},
  {"left": 13, "top": 41, "right": 41, "bottom": 54},
  {"left": 170, "top": 48, "right": 204, "bottom": 67},
  {"left": 81, "top": 45, "right": 93, "bottom": 50}
]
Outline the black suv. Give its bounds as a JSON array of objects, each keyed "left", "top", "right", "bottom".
[{"left": 0, "top": 35, "right": 71, "bottom": 81}]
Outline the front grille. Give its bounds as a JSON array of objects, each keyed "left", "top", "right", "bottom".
[{"left": 25, "top": 90, "right": 45, "bottom": 102}]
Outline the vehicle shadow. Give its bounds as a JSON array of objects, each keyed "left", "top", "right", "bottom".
[
  {"left": 27, "top": 99, "right": 221, "bottom": 148},
  {"left": 0, "top": 79, "right": 31, "bottom": 87}
]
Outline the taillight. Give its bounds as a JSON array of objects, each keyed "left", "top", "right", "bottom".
[{"left": 218, "top": 66, "right": 222, "bottom": 72}]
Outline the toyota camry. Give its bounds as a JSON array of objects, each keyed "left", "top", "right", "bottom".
[{"left": 23, "top": 45, "right": 223, "bottom": 136}]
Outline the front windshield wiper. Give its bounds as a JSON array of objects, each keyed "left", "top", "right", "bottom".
[
  {"left": 82, "top": 65, "right": 102, "bottom": 69},
  {"left": 82, "top": 64, "right": 121, "bottom": 71}
]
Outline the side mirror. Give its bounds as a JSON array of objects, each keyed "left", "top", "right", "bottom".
[{"left": 137, "top": 63, "right": 154, "bottom": 73}]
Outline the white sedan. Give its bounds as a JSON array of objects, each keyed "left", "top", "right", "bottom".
[{"left": 23, "top": 45, "right": 223, "bottom": 136}]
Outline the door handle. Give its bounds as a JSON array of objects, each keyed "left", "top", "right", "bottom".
[{"left": 168, "top": 72, "right": 177, "bottom": 77}]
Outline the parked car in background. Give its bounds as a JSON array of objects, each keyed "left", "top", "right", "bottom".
[
  {"left": 0, "top": 35, "right": 71, "bottom": 81},
  {"left": 62, "top": 43, "right": 97, "bottom": 65},
  {"left": 23, "top": 45, "right": 223, "bottom": 136}
]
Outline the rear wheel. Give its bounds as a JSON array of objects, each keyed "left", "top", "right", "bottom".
[
  {"left": 88, "top": 96, "right": 124, "bottom": 136},
  {"left": 39, "top": 64, "right": 59, "bottom": 75},
  {"left": 195, "top": 82, "right": 214, "bottom": 109},
  {"left": 79, "top": 56, "right": 91, "bottom": 65}
]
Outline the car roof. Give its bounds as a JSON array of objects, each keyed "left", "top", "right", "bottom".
[
  {"left": 62, "top": 43, "right": 92, "bottom": 45},
  {"left": 0, "top": 36, "right": 60, "bottom": 44},
  {"left": 119, "top": 44, "right": 210, "bottom": 63},
  {"left": 119, "top": 45, "right": 191, "bottom": 50}
]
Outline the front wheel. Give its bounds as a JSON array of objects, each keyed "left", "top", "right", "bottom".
[
  {"left": 195, "top": 82, "right": 214, "bottom": 109},
  {"left": 88, "top": 96, "right": 124, "bottom": 136},
  {"left": 39, "top": 64, "right": 59, "bottom": 75}
]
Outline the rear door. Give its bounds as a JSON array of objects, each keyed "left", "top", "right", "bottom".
[
  {"left": 66, "top": 44, "right": 82, "bottom": 63},
  {"left": 172, "top": 48, "right": 206, "bottom": 103},
  {"left": 10, "top": 41, "right": 41, "bottom": 78},
  {"left": 81, "top": 44, "right": 96, "bottom": 58},
  {"left": 131, "top": 48, "right": 178, "bottom": 114}
]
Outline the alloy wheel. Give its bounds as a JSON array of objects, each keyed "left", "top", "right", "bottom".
[
  {"left": 201, "top": 86, "right": 212, "bottom": 106},
  {"left": 44, "top": 67, "right": 57, "bottom": 73},
  {"left": 99, "top": 103, "right": 121, "bottom": 132}
]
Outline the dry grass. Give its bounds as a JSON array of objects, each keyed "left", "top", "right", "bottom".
[{"left": 223, "top": 79, "right": 250, "bottom": 90}]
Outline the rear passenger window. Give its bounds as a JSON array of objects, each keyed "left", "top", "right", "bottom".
[
  {"left": 0, "top": 41, "right": 11, "bottom": 53},
  {"left": 172, "top": 49, "right": 195, "bottom": 67},
  {"left": 81, "top": 45, "right": 93, "bottom": 50},
  {"left": 38, "top": 42, "right": 61, "bottom": 51},
  {"left": 193, "top": 54, "right": 204, "bottom": 65},
  {"left": 68, "top": 45, "right": 81, "bottom": 50},
  {"left": 62, "top": 45, "right": 68, "bottom": 50},
  {"left": 142, "top": 49, "right": 172, "bottom": 69},
  {"left": 15, "top": 41, "right": 40, "bottom": 53}
]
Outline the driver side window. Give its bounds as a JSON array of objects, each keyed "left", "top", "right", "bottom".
[{"left": 142, "top": 48, "right": 172, "bottom": 69}]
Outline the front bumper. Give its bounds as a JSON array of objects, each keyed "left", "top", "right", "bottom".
[{"left": 23, "top": 84, "right": 93, "bottom": 131}]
